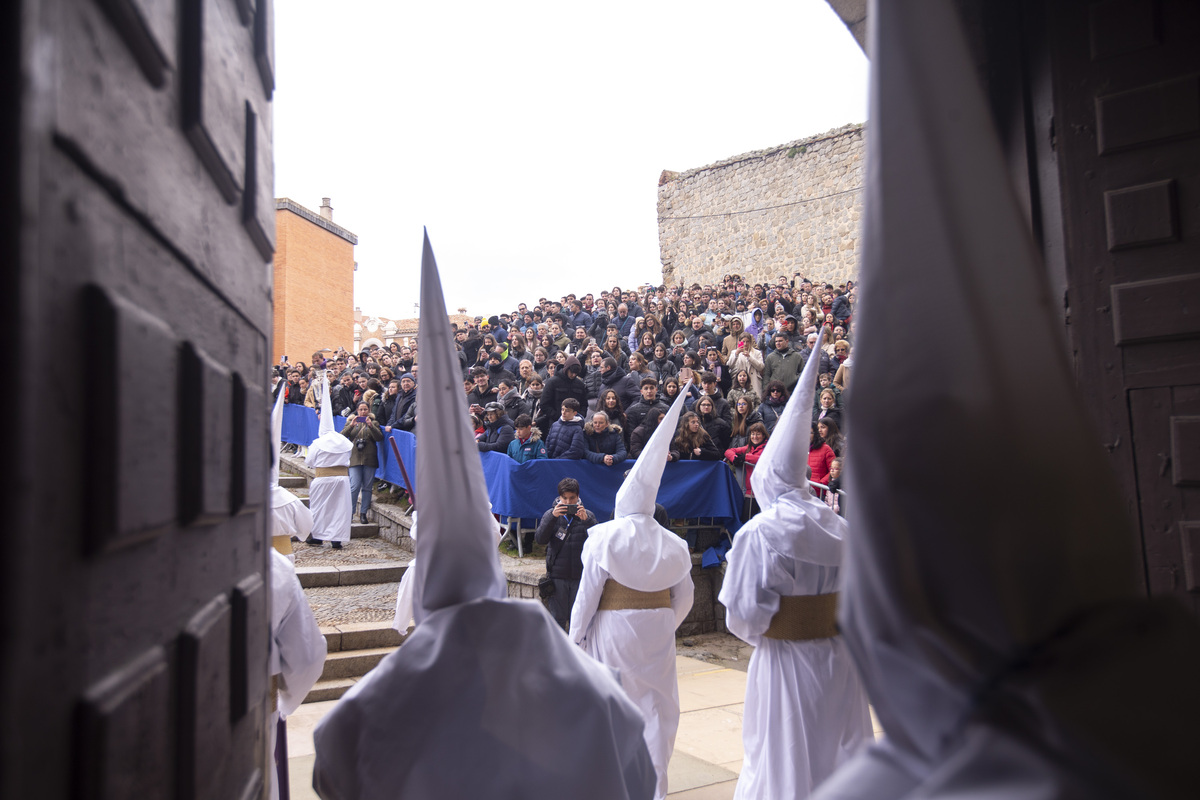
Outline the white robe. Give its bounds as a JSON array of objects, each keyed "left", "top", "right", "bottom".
[
  {"left": 570, "top": 515, "right": 694, "bottom": 800},
  {"left": 314, "top": 598, "right": 657, "bottom": 800},
  {"left": 392, "top": 512, "right": 417, "bottom": 633},
  {"left": 305, "top": 432, "right": 352, "bottom": 543},
  {"left": 271, "top": 484, "right": 312, "bottom": 543},
  {"left": 719, "top": 499, "right": 872, "bottom": 800},
  {"left": 267, "top": 549, "right": 327, "bottom": 800}
]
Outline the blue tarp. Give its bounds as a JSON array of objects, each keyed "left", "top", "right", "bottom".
[
  {"left": 480, "top": 453, "right": 744, "bottom": 531},
  {"left": 280, "top": 405, "right": 741, "bottom": 529}
]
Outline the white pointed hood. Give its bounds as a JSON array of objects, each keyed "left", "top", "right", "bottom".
[
  {"left": 587, "top": 382, "right": 693, "bottom": 592},
  {"left": 614, "top": 381, "right": 692, "bottom": 518},
  {"left": 270, "top": 382, "right": 285, "bottom": 487},
  {"left": 307, "top": 372, "right": 353, "bottom": 463},
  {"left": 270, "top": 383, "right": 301, "bottom": 509},
  {"left": 318, "top": 372, "right": 335, "bottom": 436},
  {"left": 411, "top": 231, "right": 507, "bottom": 623},
  {"left": 834, "top": 0, "right": 1136, "bottom": 781},
  {"left": 743, "top": 325, "right": 846, "bottom": 567},
  {"left": 751, "top": 325, "right": 826, "bottom": 505}
]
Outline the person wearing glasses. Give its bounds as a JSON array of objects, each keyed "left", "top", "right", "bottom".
[{"left": 759, "top": 380, "right": 790, "bottom": 433}]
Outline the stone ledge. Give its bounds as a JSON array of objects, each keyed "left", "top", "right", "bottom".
[
  {"left": 296, "top": 563, "right": 408, "bottom": 589},
  {"left": 320, "top": 647, "right": 396, "bottom": 681},
  {"left": 305, "top": 678, "right": 357, "bottom": 704}
]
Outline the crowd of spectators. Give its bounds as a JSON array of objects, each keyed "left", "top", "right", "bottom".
[{"left": 272, "top": 273, "right": 855, "bottom": 520}]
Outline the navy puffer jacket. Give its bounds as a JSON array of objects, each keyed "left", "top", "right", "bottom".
[{"left": 545, "top": 416, "right": 587, "bottom": 459}]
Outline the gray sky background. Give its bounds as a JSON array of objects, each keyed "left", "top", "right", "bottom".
[{"left": 274, "top": 0, "right": 868, "bottom": 320}]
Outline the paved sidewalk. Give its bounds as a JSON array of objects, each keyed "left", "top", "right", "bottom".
[{"left": 284, "top": 651, "right": 750, "bottom": 798}]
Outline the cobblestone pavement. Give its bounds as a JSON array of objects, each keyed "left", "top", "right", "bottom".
[
  {"left": 677, "top": 631, "right": 755, "bottom": 672},
  {"left": 293, "top": 537, "right": 410, "bottom": 567},
  {"left": 304, "top": 582, "right": 400, "bottom": 628}
]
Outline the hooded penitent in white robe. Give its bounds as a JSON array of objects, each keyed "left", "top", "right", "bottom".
[
  {"left": 271, "top": 485, "right": 312, "bottom": 547},
  {"left": 306, "top": 378, "right": 352, "bottom": 544},
  {"left": 267, "top": 549, "right": 326, "bottom": 800},
  {"left": 810, "top": 2, "right": 1200, "bottom": 799},
  {"left": 391, "top": 510, "right": 417, "bottom": 632},
  {"left": 719, "top": 326, "right": 871, "bottom": 800},
  {"left": 570, "top": 383, "right": 695, "bottom": 800},
  {"left": 312, "top": 232, "right": 657, "bottom": 800},
  {"left": 269, "top": 387, "right": 313, "bottom": 555}
]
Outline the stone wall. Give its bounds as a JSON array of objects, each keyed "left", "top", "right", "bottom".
[{"left": 657, "top": 123, "right": 864, "bottom": 289}]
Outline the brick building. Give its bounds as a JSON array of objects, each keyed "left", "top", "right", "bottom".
[{"left": 273, "top": 197, "right": 358, "bottom": 363}]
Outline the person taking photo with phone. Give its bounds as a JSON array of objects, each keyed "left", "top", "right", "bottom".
[{"left": 534, "top": 478, "right": 597, "bottom": 630}]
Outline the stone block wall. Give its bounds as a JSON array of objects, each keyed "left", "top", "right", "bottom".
[{"left": 658, "top": 123, "right": 864, "bottom": 289}]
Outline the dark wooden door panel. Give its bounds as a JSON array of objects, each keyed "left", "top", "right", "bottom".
[
  {"left": 1051, "top": 0, "right": 1200, "bottom": 604},
  {"left": 3, "top": 0, "right": 275, "bottom": 796}
]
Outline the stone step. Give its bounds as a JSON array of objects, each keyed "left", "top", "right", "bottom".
[
  {"left": 305, "top": 678, "right": 357, "bottom": 704},
  {"left": 320, "top": 622, "right": 406, "bottom": 652},
  {"left": 319, "top": 646, "right": 397, "bottom": 681},
  {"left": 352, "top": 522, "right": 378, "bottom": 538},
  {"left": 296, "top": 563, "right": 407, "bottom": 589},
  {"left": 278, "top": 475, "right": 307, "bottom": 489}
]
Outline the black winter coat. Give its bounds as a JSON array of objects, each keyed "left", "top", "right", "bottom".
[
  {"left": 478, "top": 414, "right": 516, "bottom": 453},
  {"left": 759, "top": 398, "right": 788, "bottom": 433},
  {"left": 698, "top": 411, "right": 732, "bottom": 452},
  {"left": 538, "top": 364, "right": 588, "bottom": 430},
  {"left": 600, "top": 366, "right": 641, "bottom": 410},
  {"left": 625, "top": 398, "right": 669, "bottom": 433},
  {"left": 387, "top": 388, "right": 417, "bottom": 428},
  {"left": 629, "top": 420, "right": 680, "bottom": 460},
  {"left": 584, "top": 425, "right": 627, "bottom": 465},
  {"left": 535, "top": 509, "right": 597, "bottom": 581}
]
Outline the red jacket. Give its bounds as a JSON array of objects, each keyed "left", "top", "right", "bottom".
[
  {"left": 808, "top": 444, "right": 836, "bottom": 486},
  {"left": 725, "top": 441, "right": 768, "bottom": 495}
]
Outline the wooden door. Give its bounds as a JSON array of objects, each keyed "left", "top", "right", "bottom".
[
  {"left": 1, "top": 0, "right": 277, "bottom": 797},
  {"left": 1048, "top": 0, "right": 1200, "bottom": 612}
]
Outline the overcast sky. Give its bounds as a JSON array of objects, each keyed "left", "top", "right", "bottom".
[{"left": 274, "top": 0, "right": 868, "bottom": 320}]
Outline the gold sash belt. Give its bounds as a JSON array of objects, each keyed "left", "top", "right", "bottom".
[
  {"left": 272, "top": 534, "right": 293, "bottom": 556},
  {"left": 762, "top": 592, "right": 839, "bottom": 640},
  {"left": 597, "top": 579, "right": 672, "bottom": 611},
  {"left": 314, "top": 466, "right": 348, "bottom": 478}
]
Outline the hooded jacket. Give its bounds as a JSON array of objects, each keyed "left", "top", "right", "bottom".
[
  {"left": 507, "top": 428, "right": 547, "bottom": 463},
  {"left": 538, "top": 356, "right": 588, "bottom": 430},
  {"left": 546, "top": 415, "right": 588, "bottom": 460}
]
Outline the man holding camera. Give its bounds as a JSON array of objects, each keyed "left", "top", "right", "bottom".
[{"left": 534, "top": 478, "right": 597, "bottom": 631}]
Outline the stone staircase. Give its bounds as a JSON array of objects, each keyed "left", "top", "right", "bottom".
[
  {"left": 278, "top": 454, "right": 414, "bottom": 704},
  {"left": 275, "top": 450, "right": 734, "bottom": 705}
]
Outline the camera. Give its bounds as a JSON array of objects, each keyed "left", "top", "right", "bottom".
[
  {"left": 562, "top": 503, "right": 578, "bottom": 515},
  {"left": 355, "top": 439, "right": 367, "bottom": 452}
]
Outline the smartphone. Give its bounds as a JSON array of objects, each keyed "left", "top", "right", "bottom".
[{"left": 356, "top": 416, "right": 367, "bottom": 424}]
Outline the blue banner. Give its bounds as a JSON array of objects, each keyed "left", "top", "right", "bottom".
[
  {"left": 480, "top": 453, "right": 743, "bottom": 531},
  {"left": 280, "top": 405, "right": 741, "bottom": 529}
]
